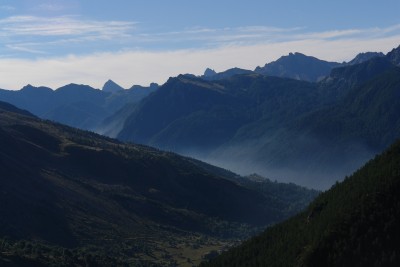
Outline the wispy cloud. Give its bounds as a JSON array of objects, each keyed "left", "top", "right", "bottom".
[
  {"left": 35, "top": 3, "right": 66, "bottom": 12},
  {"left": 136, "top": 26, "right": 303, "bottom": 47},
  {"left": 5, "top": 44, "right": 46, "bottom": 54},
  {"left": 0, "top": 16, "right": 135, "bottom": 37},
  {"left": 0, "top": 5, "right": 15, "bottom": 11},
  {"left": 0, "top": 33, "right": 399, "bottom": 91},
  {"left": 188, "top": 24, "right": 399, "bottom": 42},
  {"left": 2, "top": 14, "right": 400, "bottom": 57},
  {"left": 0, "top": 20, "right": 399, "bottom": 90},
  {"left": 291, "top": 25, "right": 400, "bottom": 41},
  {"left": 131, "top": 24, "right": 400, "bottom": 49},
  {"left": 0, "top": 15, "right": 136, "bottom": 55}
]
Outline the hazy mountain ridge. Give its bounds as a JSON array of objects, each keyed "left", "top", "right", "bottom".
[
  {"left": 255, "top": 52, "right": 341, "bottom": 82},
  {"left": 0, "top": 46, "right": 399, "bottom": 189},
  {"left": 102, "top": 79, "right": 124, "bottom": 93},
  {"left": 117, "top": 74, "right": 323, "bottom": 157},
  {"left": 345, "top": 51, "right": 384, "bottom": 65},
  {"left": 0, "top": 82, "right": 157, "bottom": 131},
  {"left": 203, "top": 50, "right": 383, "bottom": 83},
  {"left": 251, "top": 59, "right": 400, "bottom": 188},
  {"left": 201, "top": 67, "right": 254, "bottom": 81},
  {"left": 117, "top": 45, "right": 400, "bottom": 189}
]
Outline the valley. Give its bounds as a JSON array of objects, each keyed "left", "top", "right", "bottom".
[
  {"left": 0, "top": 22, "right": 399, "bottom": 264},
  {"left": 2, "top": 1, "right": 400, "bottom": 266}
]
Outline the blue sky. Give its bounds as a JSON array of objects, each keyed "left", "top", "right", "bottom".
[{"left": 0, "top": 0, "right": 399, "bottom": 89}]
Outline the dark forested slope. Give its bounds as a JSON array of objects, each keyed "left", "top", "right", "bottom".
[
  {"left": 0, "top": 102, "right": 317, "bottom": 266},
  {"left": 202, "top": 138, "right": 400, "bottom": 267}
]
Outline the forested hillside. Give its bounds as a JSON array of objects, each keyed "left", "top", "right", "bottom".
[{"left": 202, "top": 138, "right": 400, "bottom": 266}]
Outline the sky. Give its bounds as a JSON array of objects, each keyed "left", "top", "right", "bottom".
[{"left": 0, "top": 0, "right": 399, "bottom": 90}]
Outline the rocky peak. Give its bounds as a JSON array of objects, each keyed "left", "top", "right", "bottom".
[
  {"left": 102, "top": 79, "right": 124, "bottom": 93},
  {"left": 204, "top": 68, "right": 217, "bottom": 77},
  {"left": 347, "top": 52, "right": 385, "bottom": 65},
  {"left": 387, "top": 45, "right": 400, "bottom": 65}
]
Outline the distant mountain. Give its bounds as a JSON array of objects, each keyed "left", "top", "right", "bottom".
[
  {"left": 0, "top": 102, "right": 317, "bottom": 266},
  {"left": 0, "top": 82, "right": 158, "bottom": 131},
  {"left": 1, "top": 45, "right": 398, "bottom": 190},
  {"left": 117, "top": 45, "right": 400, "bottom": 189},
  {"left": 95, "top": 82, "right": 159, "bottom": 136},
  {"left": 117, "top": 74, "right": 323, "bottom": 155},
  {"left": 203, "top": 51, "right": 376, "bottom": 83},
  {"left": 102, "top": 79, "right": 124, "bottom": 92},
  {"left": 44, "top": 83, "right": 109, "bottom": 130},
  {"left": 0, "top": 100, "right": 34, "bottom": 117},
  {"left": 201, "top": 138, "right": 400, "bottom": 267},
  {"left": 290, "top": 64, "right": 400, "bottom": 163},
  {"left": 387, "top": 44, "right": 400, "bottom": 65},
  {"left": 310, "top": 55, "right": 395, "bottom": 105},
  {"left": 117, "top": 73, "right": 343, "bottom": 188},
  {"left": 202, "top": 67, "right": 254, "bottom": 81},
  {"left": 255, "top": 52, "right": 341, "bottom": 82},
  {"left": 214, "top": 56, "right": 400, "bottom": 189},
  {"left": 346, "top": 51, "right": 384, "bottom": 65},
  {"left": 245, "top": 63, "right": 400, "bottom": 189},
  {"left": 95, "top": 102, "right": 138, "bottom": 137},
  {"left": 203, "top": 51, "right": 383, "bottom": 84},
  {"left": 128, "top": 82, "right": 159, "bottom": 91},
  {"left": 203, "top": 67, "right": 217, "bottom": 77}
]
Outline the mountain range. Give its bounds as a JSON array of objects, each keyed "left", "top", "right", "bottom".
[
  {"left": 254, "top": 52, "right": 341, "bottom": 82},
  {"left": 0, "top": 81, "right": 158, "bottom": 131},
  {"left": 203, "top": 50, "right": 382, "bottom": 82},
  {"left": 0, "top": 47, "right": 398, "bottom": 190},
  {"left": 1, "top": 44, "right": 400, "bottom": 266},
  {"left": 114, "top": 46, "right": 399, "bottom": 188},
  {"left": 0, "top": 101, "right": 317, "bottom": 266}
]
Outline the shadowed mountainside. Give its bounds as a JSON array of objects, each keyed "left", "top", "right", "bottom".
[
  {"left": 0, "top": 102, "right": 317, "bottom": 266},
  {"left": 118, "top": 46, "right": 400, "bottom": 189}
]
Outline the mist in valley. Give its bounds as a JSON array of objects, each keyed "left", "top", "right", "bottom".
[{"left": 177, "top": 137, "right": 377, "bottom": 190}]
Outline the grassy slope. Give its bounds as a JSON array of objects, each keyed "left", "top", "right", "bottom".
[{"left": 0, "top": 104, "right": 317, "bottom": 266}]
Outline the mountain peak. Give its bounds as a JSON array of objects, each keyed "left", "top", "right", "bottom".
[
  {"left": 202, "top": 67, "right": 253, "bottom": 81},
  {"left": 255, "top": 52, "right": 340, "bottom": 82},
  {"left": 346, "top": 52, "right": 385, "bottom": 65},
  {"left": 387, "top": 45, "right": 400, "bottom": 65},
  {"left": 204, "top": 68, "right": 217, "bottom": 77},
  {"left": 288, "top": 52, "right": 306, "bottom": 57},
  {"left": 57, "top": 83, "right": 96, "bottom": 92},
  {"left": 102, "top": 79, "right": 124, "bottom": 93},
  {"left": 20, "top": 84, "right": 53, "bottom": 93}
]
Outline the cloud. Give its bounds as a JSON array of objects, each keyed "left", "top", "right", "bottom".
[
  {"left": 5, "top": 44, "right": 46, "bottom": 54},
  {"left": 36, "top": 4, "right": 66, "bottom": 12},
  {"left": 0, "top": 33, "right": 399, "bottom": 91},
  {"left": 121, "top": 24, "right": 400, "bottom": 55},
  {"left": 0, "top": 20, "right": 399, "bottom": 90},
  {"left": 0, "top": 16, "right": 135, "bottom": 37},
  {"left": 2, "top": 14, "right": 399, "bottom": 58},
  {"left": 135, "top": 26, "right": 304, "bottom": 48},
  {"left": 0, "top": 16, "right": 136, "bottom": 56},
  {"left": 0, "top": 5, "right": 15, "bottom": 11}
]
